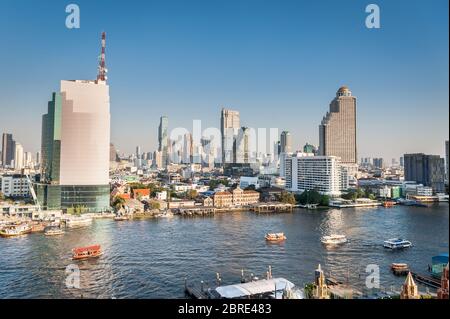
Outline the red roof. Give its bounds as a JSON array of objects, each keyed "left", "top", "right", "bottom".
[
  {"left": 133, "top": 189, "right": 150, "bottom": 197},
  {"left": 117, "top": 193, "right": 131, "bottom": 199}
]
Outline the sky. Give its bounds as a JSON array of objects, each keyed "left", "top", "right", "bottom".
[{"left": 0, "top": 0, "right": 448, "bottom": 161}]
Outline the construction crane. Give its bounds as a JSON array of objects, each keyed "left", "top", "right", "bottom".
[{"left": 24, "top": 171, "right": 41, "bottom": 212}]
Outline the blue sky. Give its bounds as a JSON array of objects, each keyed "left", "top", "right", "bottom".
[{"left": 0, "top": 0, "right": 448, "bottom": 161}]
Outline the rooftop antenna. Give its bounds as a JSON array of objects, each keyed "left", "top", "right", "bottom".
[{"left": 96, "top": 31, "right": 107, "bottom": 83}]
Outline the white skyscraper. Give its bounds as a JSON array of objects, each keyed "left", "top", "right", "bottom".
[
  {"left": 14, "top": 143, "right": 24, "bottom": 170},
  {"left": 221, "top": 108, "right": 240, "bottom": 163}
]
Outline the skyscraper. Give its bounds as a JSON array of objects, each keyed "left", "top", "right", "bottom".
[
  {"left": 14, "top": 143, "right": 24, "bottom": 170},
  {"left": 319, "top": 86, "right": 357, "bottom": 164},
  {"left": 39, "top": 32, "right": 110, "bottom": 212},
  {"left": 446, "top": 140, "right": 449, "bottom": 182},
  {"left": 221, "top": 108, "right": 240, "bottom": 163},
  {"left": 158, "top": 116, "right": 169, "bottom": 168},
  {"left": 1, "top": 133, "right": 15, "bottom": 167},
  {"left": 234, "top": 127, "right": 252, "bottom": 163},
  {"left": 404, "top": 153, "right": 445, "bottom": 193},
  {"left": 280, "top": 131, "right": 292, "bottom": 153}
]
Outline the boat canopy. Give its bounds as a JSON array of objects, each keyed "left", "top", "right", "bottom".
[
  {"left": 215, "top": 278, "right": 295, "bottom": 299},
  {"left": 73, "top": 245, "right": 101, "bottom": 253}
]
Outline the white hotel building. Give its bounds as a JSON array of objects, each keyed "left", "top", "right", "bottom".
[{"left": 285, "top": 153, "right": 349, "bottom": 196}]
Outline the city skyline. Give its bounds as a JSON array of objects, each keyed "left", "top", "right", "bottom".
[{"left": 0, "top": 0, "right": 448, "bottom": 160}]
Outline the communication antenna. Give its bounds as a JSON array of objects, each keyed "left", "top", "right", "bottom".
[{"left": 96, "top": 32, "right": 107, "bottom": 82}]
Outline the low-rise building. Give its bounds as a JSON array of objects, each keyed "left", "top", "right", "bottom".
[
  {"left": 213, "top": 187, "right": 260, "bottom": 208},
  {"left": 0, "top": 174, "right": 30, "bottom": 198}
]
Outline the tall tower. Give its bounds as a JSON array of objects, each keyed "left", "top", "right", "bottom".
[
  {"left": 319, "top": 86, "right": 357, "bottom": 164},
  {"left": 39, "top": 32, "right": 111, "bottom": 212},
  {"left": 280, "top": 131, "right": 292, "bottom": 153},
  {"left": 158, "top": 116, "right": 169, "bottom": 168},
  {"left": 437, "top": 263, "right": 449, "bottom": 299},
  {"left": 1, "top": 133, "right": 15, "bottom": 167},
  {"left": 221, "top": 108, "right": 240, "bottom": 164},
  {"left": 400, "top": 272, "right": 420, "bottom": 299}
]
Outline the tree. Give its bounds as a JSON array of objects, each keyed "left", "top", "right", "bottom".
[
  {"left": 186, "top": 189, "right": 198, "bottom": 200},
  {"left": 149, "top": 201, "right": 160, "bottom": 210},
  {"left": 278, "top": 191, "right": 296, "bottom": 205},
  {"left": 112, "top": 196, "right": 125, "bottom": 210}
]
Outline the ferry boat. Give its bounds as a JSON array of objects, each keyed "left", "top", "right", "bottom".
[
  {"left": 44, "top": 226, "right": 65, "bottom": 236},
  {"left": 65, "top": 215, "right": 93, "bottom": 228},
  {"left": 30, "top": 222, "right": 46, "bottom": 233},
  {"left": 321, "top": 234, "right": 347, "bottom": 245},
  {"left": 383, "top": 238, "right": 412, "bottom": 249},
  {"left": 391, "top": 263, "right": 409, "bottom": 275},
  {"left": 72, "top": 245, "right": 103, "bottom": 260},
  {"left": 265, "top": 232, "right": 286, "bottom": 242},
  {"left": 0, "top": 223, "right": 32, "bottom": 238}
]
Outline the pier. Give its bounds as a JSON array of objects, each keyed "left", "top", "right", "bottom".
[
  {"left": 411, "top": 272, "right": 441, "bottom": 289},
  {"left": 250, "top": 202, "right": 293, "bottom": 213},
  {"left": 176, "top": 207, "right": 216, "bottom": 217}
]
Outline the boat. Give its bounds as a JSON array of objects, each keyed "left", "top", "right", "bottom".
[
  {"left": 0, "top": 223, "right": 32, "bottom": 238},
  {"left": 64, "top": 215, "right": 93, "bottom": 228},
  {"left": 114, "top": 215, "right": 129, "bottom": 221},
  {"left": 265, "top": 232, "right": 286, "bottom": 242},
  {"left": 321, "top": 234, "right": 347, "bottom": 245},
  {"left": 30, "top": 222, "right": 46, "bottom": 233},
  {"left": 44, "top": 226, "right": 65, "bottom": 236},
  {"left": 383, "top": 201, "right": 395, "bottom": 208},
  {"left": 72, "top": 245, "right": 103, "bottom": 260},
  {"left": 391, "top": 263, "right": 409, "bottom": 275},
  {"left": 383, "top": 238, "right": 412, "bottom": 249}
]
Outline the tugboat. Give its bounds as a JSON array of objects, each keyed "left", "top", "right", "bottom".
[
  {"left": 265, "top": 232, "right": 287, "bottom": 242},
  {"left": 321, "top": 234, "right": 347, "bottom": 245},
  {"left": 383, "top": 238, "right": 412, "bottom": 249},
  {"left": 72, "top": 245, "right": 103, "bottom": 260},
  {"left": 0, "top": 223, "right": 32, "bottom": 238}
]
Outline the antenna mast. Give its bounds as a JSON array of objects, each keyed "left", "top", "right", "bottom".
[{"left": 97, "top": 32, "right": 107, "bottom": 82}]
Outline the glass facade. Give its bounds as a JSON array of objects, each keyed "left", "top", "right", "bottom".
[{"left": 61, "top": 185, "right": 110, "bottom": 213}]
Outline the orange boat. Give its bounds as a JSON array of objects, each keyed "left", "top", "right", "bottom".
[
  {"left": 265, "top": 232, "right": 286, "bottom": 242},
  {"left": 383, "top": 201, "right": 395, "bottom": 208},
  {"left": 72, "top": 245, "right": 103, "bottom": 260}
]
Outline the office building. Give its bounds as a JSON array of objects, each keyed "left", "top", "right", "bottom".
[
  {"left": 1, "top": 133, "right": 15, "bottom": 167},
  {"left": 221, "top": 108, "right": 240, "bottom": 163},
  {"left": 319, "top": 86, "right": 357, "bottom": 164},
  {"left": 14, "top": 143, "right": 24, "bottom": 170},
  {"left": 404, "top": 153, "right": 445, "bottom": 193},
  {"left": 158, "top": 116, "right": 169, "bottom": 168},
  {"left": 280, "top": 131, "right": 292, "bottom": 153},
  {"left": 38, "top": 32, "right": 110, "bottom": 212}
]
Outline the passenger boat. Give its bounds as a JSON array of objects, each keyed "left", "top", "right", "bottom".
[
  {"left": 321, "top": 234, "right": 347, "bottom": 245},
  {"left": 0, "top": 223, "right": 32, "bottom": 238},
  {"left": 265, "top": 232, "right": 286, "bottom": 242},
  {"left": 65, "top": 215, "right": 93, "bottom": 228},
  {"left": 30, "top": 222, "right": 46, "bottom": 233},
  {"left": 72, "top": 245, "right": 103, "bottom": 260},
  {"left": 383, "top": 238, "right": 412, "bottom": 249},
  {"left": 44, "top": 226, "right": 65, "bottom": 236},
  {"left": 391, "top": 263, "right": 409, "bottom": 275}
]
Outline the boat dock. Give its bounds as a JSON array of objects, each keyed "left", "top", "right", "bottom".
[
  {"left": 411, "top": 272, "right": 441, "bottom": 289},
  {"left": 250, "top": 202, "right": 293, "bottom": 213}
]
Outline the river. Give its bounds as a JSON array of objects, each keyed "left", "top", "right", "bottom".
[{"left": 0, "top": 204, "right": 448, "bottom": 298}]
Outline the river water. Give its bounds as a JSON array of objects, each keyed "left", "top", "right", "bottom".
[{"left": 0, "top": 204, "right": 448, "bottom": 298}]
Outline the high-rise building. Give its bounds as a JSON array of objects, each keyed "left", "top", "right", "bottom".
[
  {"left": 1, "top": 133, "right": 15, "bottom": 167},
  {"left": 39, "top": 32, "right": 110, "bottom": 212},
  {"left": 285, "top": 153, "right": 349, "bottom": 196},
  {"left": 319, "top": 86, "right": 357, "bottom": 164},
  {"left": 24, "top": 152, "right": 33, "bottom": 168},
  {"left": 404, "top": 153, "right": 445, "bottom": 193},
  {"left": 109, "top": 143, "right": 119, "bottom": 162},
  {"left": 158, "top": 116, "right": 169, "bottom": 168},
  {"left": 183, "top": 133, "right": 193, "bottom": 164},
  {"left": 221, "top": 108, "right": 240, "bottom": 164},
  {"left": 400, "top": 156, "right": 404, "bottom": 167},
  {"left": 14, "top": 143, "right": 24, "bottom": 170},
  {"left": 446, "top": 140, "right": 449, "bottom": 182},
  {"left": 280, "top": 131, "right": 292, "bottom": 153},
  {"left": 234, "top": 127, "right": 252, "bottom": 164},
  {"left": 373, "top": 158, "right": 384, "bottom": 169}
]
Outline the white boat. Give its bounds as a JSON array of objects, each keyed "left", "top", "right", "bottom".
[
  {"left": 383, "top": 238, "right": 412, "bottom": 249},
  {"left": 321, "top": 234, "right": 347, "bottom": 245},
  {"left": 64, "top": 215, "right": 93, "bottom": 228},
  {"left": 0, "top": 223, "right": 32, "bottom": 238},
  {"left": 44, "top": 226, "right": 65, "bottom": 236}
]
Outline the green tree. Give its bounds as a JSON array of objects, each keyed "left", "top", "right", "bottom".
[
  {"left": 112, "top": 196, "right": 125, "bottom": 210},
  {"left": 186, "top": 189, "right": 198, "bottom": 200},
  {"left": 149, "top": 201, "right": 160, "bottom": 210},
  {"left": 278, "top": 191, "right": 296, "bottom": 205}
]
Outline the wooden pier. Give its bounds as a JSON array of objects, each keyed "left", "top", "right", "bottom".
[{"left": 411, "top": 272, "right": 441, "bottom": 289}]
